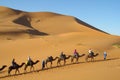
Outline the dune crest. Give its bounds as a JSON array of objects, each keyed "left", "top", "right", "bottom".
[{"left": 0, "top": 6, "right": 112, "bottom": 40}]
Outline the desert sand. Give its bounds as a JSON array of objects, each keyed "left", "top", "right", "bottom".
[{"left": 0, "top": 6, "right": 120, "bottom": 80}]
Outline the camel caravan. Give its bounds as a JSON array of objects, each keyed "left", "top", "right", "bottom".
[{"left": 0, "top": 49, "right": 101, "bottom": 76}]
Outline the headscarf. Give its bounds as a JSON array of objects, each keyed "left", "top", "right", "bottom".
[{"left": 74, "top": 49, "right": 77, "bottom": 54}]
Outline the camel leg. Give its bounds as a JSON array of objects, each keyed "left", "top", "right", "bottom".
[
  {"left": 92, "top": 57, "right": 94, "bottom": 62},
  {"left": 57, "top": 61, "right": 59, "bottom": 66},
  {"left": 30, "top": 66, "right": 32, "bottom": 71},
  {"left": 57, "top": 60, "right": 60, "bottom": 66},
  {"left": 86, "top": 57, "right": 88, "bottom": 62},
  {"left": 30, "top": 66, "right": 34, "bottom": 71},
  {"left": 16, "top": 69, "right": 20, "bottom": 73},
  {"left": 15, "top": 69, "right": 17, "bottom": 74},
  {"left": 33, "top": 66, "right": 35, "bottom": 71},
  {"left": 71, "top": 58, "right": 73, "bottom": 63},
  {"left": 91, "top": 58, "right": 92, "bottom": 62},
  {"left": 24, "top": 65, "right": 28, "bottom": 72},
  {"left": 64, "top": 59, "right": 66, "bottom": 65},
  {"left": 91, "top": 57, "right": 93, "bottom": 62},
  {"left": 50, "top": 62, "right": 52, "bottom": 68},
  {"left": 76, "top": 58, "right": 78, "bottom": 63},
  {"left": 16, "top": 69, "right": 20, "bottom": 74},
  {"left": 8, "top": 69, "right": 12, "bottom": 75},
  {"left": 18, "top": 69, "right": 20, "bottom": 74},
  {"left": 46, "top": 62, "right": 48, "bottom": 68}
]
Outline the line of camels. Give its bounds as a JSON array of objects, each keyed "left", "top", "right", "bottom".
[{"left": 0, "top": 52, "right": 99, "bottom": 76}]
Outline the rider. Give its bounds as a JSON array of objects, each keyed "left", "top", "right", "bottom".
[
  {"left": 88, "top": 49, "right": 92, "bottom": 56},
  {"left": 12, "top": 58, "right": 17, "bottom": 67},
  {"left": 60, "top": 52, "right": 64, "bottom": 59},
  {"left": 74, "top": 49, "right": 78, "bottom": 57},
  {"left": 27, "top": 56, "right": 33, "bottom": 65},
  {"left": 88, "top": 49, "right": 94, "bottom": 56},
  {"left": 48, "top": 56, "right": 53, "bottom": 61}
]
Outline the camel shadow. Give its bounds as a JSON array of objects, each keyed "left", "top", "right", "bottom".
[
  {"left": 37, "top": 61, "right": 86, "bottom": 72},
  {"left": 0, "top": 57, "right": 120, "bottom": 79},
  {"left": 0, "top": 62, "right": 84, "bottom": 79},
  {"left": 0, "top": 72, "right": 24, "bottom": 79}
]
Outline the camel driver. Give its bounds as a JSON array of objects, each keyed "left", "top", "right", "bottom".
[
  {"left": 27, "top": 56, "right": 33, "bottom": 65},
  {"left": 42, "top": 60, "right": 45, "bottom": 70},
  {"left": 12, "top": 58, "right": 17, "bottom": 67},
  {"left": 103, "top": 51, "right": 107, "bottom": 60},
  {"left": 74, "top": 49, "right": 79, "bottom": 57}
]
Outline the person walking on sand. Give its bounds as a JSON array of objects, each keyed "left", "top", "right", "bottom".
[
  {"left": 104, "top": 51, "right": 107, "bottom": 60},
  {"left": 42, "top": 60, "right": 45, "bottom": 70}
]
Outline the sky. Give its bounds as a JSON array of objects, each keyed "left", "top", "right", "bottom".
[{"left": 0, "top": 0, "right": 120, "bottom": 35}]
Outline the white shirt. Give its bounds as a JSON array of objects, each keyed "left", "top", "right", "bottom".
[
  {"left": 89, "top": 50, "right": 92, "bottom": 53},
  {"left": 28, "top": 57, "right": 31, "bottom": 61}
]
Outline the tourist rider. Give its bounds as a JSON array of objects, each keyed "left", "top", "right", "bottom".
[
  {"left": 12, "top": 58, "right": 17, "bottom": 67},
  {"left": 60, "top": 52, "right": 64, "bottom": 59},
  {"left": 28, "top": 56, "right": 33, "bottom": 65},
  {"left": 74, "top": 49, "right": 78, "bottom": 57},
  {"left": 88, "top": 49, "right": 92, "bottom": 56}
]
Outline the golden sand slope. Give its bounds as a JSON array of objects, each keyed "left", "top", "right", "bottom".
[
  {"left": 0, "top": 6, "right": 120, "bottom": 80},
  {"left": 0, "top": 6, "right": 108, "bottom": 40}
]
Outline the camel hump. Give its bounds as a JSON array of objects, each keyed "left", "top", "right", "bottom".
[{"left": 15, "top": 63, "right": 19, "bottom": 67}]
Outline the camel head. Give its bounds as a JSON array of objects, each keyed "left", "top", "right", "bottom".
[
  {"left": 22, "top": 63, "right": 25, "bottom": 65},
  {"left": 96, "top": 53, "right": 99, "bottom": 56},
  {"left": 82, "top": 54, "right": 85, "bottom": 56},
  {"left": 19, "top": 63, "right": 25, "bottom": 67},
  {"left": 36, "top": 60, "right": 39, "bottom": 63},
  {"left": 3, "top": 65, "right": 7, "bottom": 68}
]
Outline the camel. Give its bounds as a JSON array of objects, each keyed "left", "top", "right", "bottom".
[
  {"left": 24, "top": 60, "right": 39, "bottom": 72},
  {"left": 45, "top": 56, "right": 59, "bottom": 68},
  {"left": 71, "top": 54, "right": 85, "bottom": 63},
  {"left": 57, "top": 54, "right": 71, "bottom": 66},
  {"left": 85, "top": 53, "right": 99, "bottom": 62},
  {"left": 0, "top": 65, "right": 7, "bottom": 71},
  {"left": 8, "top": 63, "right": 25, "bottom": 75}
]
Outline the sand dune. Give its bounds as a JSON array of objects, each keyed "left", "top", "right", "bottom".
[
  {"left": 0, "top": 6, "right": 120, "bottom": 80},
  {"left": 0, "top": 6, "right": 109, "bottom": 39}
]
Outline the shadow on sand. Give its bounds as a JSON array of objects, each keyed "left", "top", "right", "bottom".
[
  {"left": 0, "top": 57, "right": 119, "bottom": 79},
  {"left": 74, "top": 17, "right": 109, "bottom": 34}
]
